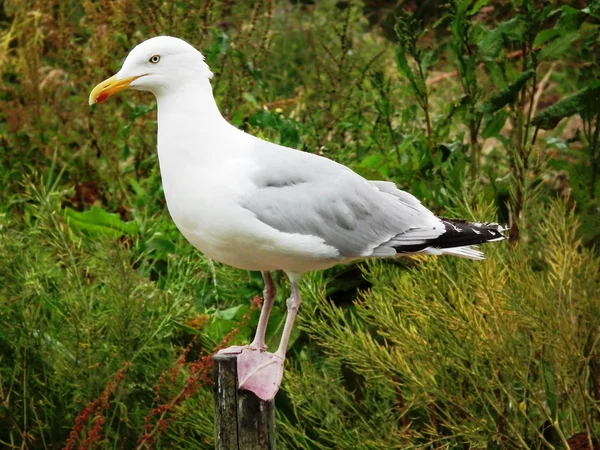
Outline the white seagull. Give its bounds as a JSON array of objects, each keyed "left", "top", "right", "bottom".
[{"left": 89, "top": 36, "right": 506, "bottom": 401}]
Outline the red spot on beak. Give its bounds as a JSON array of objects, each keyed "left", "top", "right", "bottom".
[{"left": 97, "top": 92, "right": 109, "bottom": 103}]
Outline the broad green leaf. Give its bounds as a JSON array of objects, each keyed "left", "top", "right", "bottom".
[
  {"left": 146, "top": 234, "right": 176, "bottom": 254},
  {"left": 532, "top": 84, "right": 600, "bottom": 130},
  {"left": 478, "top": 27, "right": 503, "bottom": 59},
  {"left": 215, "top": 304, "right": 249, "bottom": 321},
  {"left": 498, "top": 17, "right": 527, "bottom": 42},
  {"left": 203, "top": 318, "right": 243, "bottom": 344},
  {"left": 557, "top": 5, "right": 587, "bottom": 31},
  {"left": 64, "top": 206, "right": 138, "bottom": 238},
  {"left": 482, "top": 110, "right": 508, "bottom": 139},
  {"left": 480, "top": 69, "right": 534, "bottom": 114},
  {"left": 485, "top": 61, "right": 507, "bottom": 90},
  {"left": 533, "top": 28, "right": 561, "bottom": 47},
  {"left": 201, "top": 305, "right": 256, "bottom": 346},
  {"left": 538, "top": 32, "right": 580, "bottom": 61}
]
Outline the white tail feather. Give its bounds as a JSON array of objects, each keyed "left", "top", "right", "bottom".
[{"left": 418, "top": 245, "right": 484, "bottom": 260}]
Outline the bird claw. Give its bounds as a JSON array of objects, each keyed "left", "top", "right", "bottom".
[{"left": 237, "top": 347, "right": 284, "bottom": 402}]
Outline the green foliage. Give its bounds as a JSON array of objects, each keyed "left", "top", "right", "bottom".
[
  {"left": 64, "top": 206, "right": 138, "bottom": 237},
  {"left": 282, "top": 201, "right": 600, "bottom": 449},
  {"left": 0, "top": 185, "right": 194, "bottom": 446},
  {"left": 532, "top": 82, "right": 600, "bottom": 130},
  {"left": 480, "top": 69, "right": 535, "bottom": 114},
  {"left": 0, "top": 0, "right": 599, "bottom": 448}
]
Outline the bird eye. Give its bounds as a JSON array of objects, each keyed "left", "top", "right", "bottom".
[{"left": 149, "top": 55, "right": 160, "bottom": 64}]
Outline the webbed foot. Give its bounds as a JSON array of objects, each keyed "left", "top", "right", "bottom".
[{"left": 237, "top": 348, "right": 284, "bottom": 402}]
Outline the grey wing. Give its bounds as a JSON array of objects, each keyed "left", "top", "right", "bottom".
[
  {"left": 368, "top": 181, "right": 435, "bottom": 216},
  {"left": 241, "top": 151, "right": 443, "bottom": 258}
]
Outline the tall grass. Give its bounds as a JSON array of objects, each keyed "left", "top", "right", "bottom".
[{"left": 1, "top": 0, "right": 599, "bottom": 448}]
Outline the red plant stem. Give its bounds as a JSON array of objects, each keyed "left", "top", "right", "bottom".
[
  {"left": 137, "top": 297, "right": 261, "bottom": 448},
  {"left": 63, "top": 362, "right": 131, "bottom": 450},
  {"left": 393, "top": 376, "right": 410, "bottom": 444}
]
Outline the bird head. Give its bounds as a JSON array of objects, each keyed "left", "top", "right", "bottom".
[{"left": 89, "top": 36, "right": 213, "bottom": 105}]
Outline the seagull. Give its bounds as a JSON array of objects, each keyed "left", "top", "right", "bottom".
[{"left": 89, "top": 36, "right": 506, "bottom": 402}]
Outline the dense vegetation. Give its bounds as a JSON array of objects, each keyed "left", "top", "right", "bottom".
[{"left": 1, "top": 0, "right": 599, "bottom": 448}]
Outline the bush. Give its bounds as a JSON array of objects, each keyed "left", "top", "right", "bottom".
[{"left": 1, "top": 0, "right": 598, "bottom": 448}]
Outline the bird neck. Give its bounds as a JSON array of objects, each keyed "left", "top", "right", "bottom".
[
  {"left": 155, "top": 79, "right": 231, "bottom": 160},
  {"left": 156, "top": 80, "right": 225, "bottom": 126}
]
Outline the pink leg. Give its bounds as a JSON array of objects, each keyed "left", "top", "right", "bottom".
[
  {"left": 237, "top": 280, "right": 301, "bottom": 401},
  {"left": 249, "top": 272, "right": 276, "bottom": 350},
  {"left": 274, "top": 282, "right": 300, "bottom": 358},
  {"left": 217, "top": 272, "right": 276, "bottom": 355}
]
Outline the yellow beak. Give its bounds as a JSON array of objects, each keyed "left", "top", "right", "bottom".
[{"left": 88, "top": 74, "right": 140, "bottom": 105}]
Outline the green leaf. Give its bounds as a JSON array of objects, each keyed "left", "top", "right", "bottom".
[
  {"left": 532, "top": 84, "right": 600, "bottom": 130},
  {"left": 395, "top": 47, "right": 411, "bottom": 80},
  {"left": 456, "top": 0, "right": 471, "bottom": 17},
  {"left": 533, "top": 28, "right": 561, "bottom": 47},
  {"left": 497, "top": 17, "right": 527, "bottom": 42},
  {"left": 359, "top": 153, "right": 385, "bottom": 170},
  {"left": 468, "top": 0, "right": 492, "bottom": 16},
  {"left": 485, "top": 61, "right": 507, "bottom": 90},
  {"left": 64, "top": 206, "right": 137, "bottom": 238},
  {"left": 395, "top": 47, "right": 424, "bottom": 99},
  {"left": 538, "top": 32, "right": 580, "bottom": 61},
  {"left": 129, "top": 178, "right": 145, "bottom": 198},
  {"left": 215, "top": 304, "right": 249, "bottom": 321},
  {"left": 200, "top": 304, "right": 255, "bottom": 346},
  {"left": 146, "top": 233, "right": 176, "bottom": 254},
  {"left": 557, "top": 5, "right": 587, "bottom": 31},
  {"left": 421, "top": 47, "right": 442, "bottom": 75},
  {"left": 480, "top": 69, "right": 534, "bottom": 113},
  {"left": 242, "top": 92, "right": 259, "bottom": 109},
  {"left": 482, "top": 110, "right": 508, "bottom": 139},
  {"left": 478, "top": 27, "right": 503, "bottom": 59},
  {"left": 204, "top": 319, "right": 244, "bottom": 345}
]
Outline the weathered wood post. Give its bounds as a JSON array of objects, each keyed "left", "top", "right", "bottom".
[{"left": 213, "top": 353, "right": 276, "bottom": 450}]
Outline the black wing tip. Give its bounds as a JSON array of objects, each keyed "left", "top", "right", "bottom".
[
  {"left": 392, "top": 219, "right": 507, "bottom": 254},
  {"left": 441, "top": 219, "right": 508, "bottom": 243}
]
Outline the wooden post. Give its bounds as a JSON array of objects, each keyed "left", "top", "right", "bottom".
[{"left": 213, "top": 353, "right": 275, "bottom": 450}]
